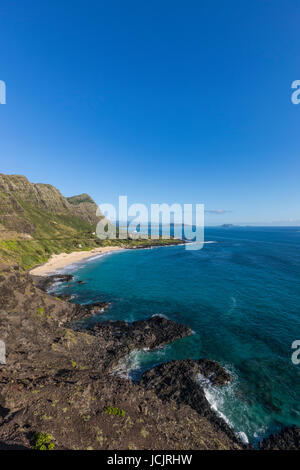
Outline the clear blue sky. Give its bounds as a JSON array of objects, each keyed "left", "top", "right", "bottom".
[{"left": 0, "top": 0, "right": 299, "bottom": 225}]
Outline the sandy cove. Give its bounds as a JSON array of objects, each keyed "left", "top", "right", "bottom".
[{"left": 29, "top": 246, "right": 124, "bottom": 276}]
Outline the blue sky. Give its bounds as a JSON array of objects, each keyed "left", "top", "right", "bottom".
[{"left": 0, "top": 0, "right": 299, "bottom": 225}]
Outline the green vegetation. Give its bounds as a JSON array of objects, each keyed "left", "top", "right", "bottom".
[
  {"left": 31, "top": 432, "right": 55, "bottom": 450},
  {"left": 37, "top": 307, "right": 44, "bottom": 316},
  {"left": 0, "top": 173, "right": 183, "bottom": 269},
  {"left": 0, "top": 236, "right": 181, "bottom": 270},
  {"left": 0, "top": 237, "right": 94, "bottom": 270},
  {"left": 67, "top": 193, "right": 94, "bottom": 205},
  {"left": 104, "top": 406, "right": 125, "bottom": 417},
  {"left": 141, "top": 428, "right": 149, "bottom": 438}
]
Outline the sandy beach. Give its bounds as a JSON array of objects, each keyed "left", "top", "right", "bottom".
[{"left": 29, "top": 246, "right": 124, "bottom": 276}]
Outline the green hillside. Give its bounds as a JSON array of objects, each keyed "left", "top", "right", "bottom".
[
  {"left": 0, "top": 173, "right": 181, "bottom": 269},
  {"left": 0, "top": 174, "right": 105, "bottom": 268}
]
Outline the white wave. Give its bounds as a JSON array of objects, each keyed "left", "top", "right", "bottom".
[
  {"left": 185, "top": 240, "right": 217, "bottom": 247},
  {"left": 47, "top": 280, "right": 63, "bottom": 292},
  {"left": 253, "top": 426, "right": 268, "bottom": 439},
  {"left": 195, "top": 371, "right": 250, "bottom": 444},
  {"left": 237, "top": 431, "right": 249, "bottom": 443},
  {"left": 112, "top": 345, "right": 169, "bottom": 380},
  {"left": 151, "top": 313, "right": 169, "bottom": 320},
  {"left": 112, "top": 349, "right": 149, "bottom": 379},
  {"left": 57, "top": 263, "right": 85, "bottom": 274},
  {"left": 227, "top": 296, "right": 237, "bottom": 315},
  {"left": 85, "top": 253, "right": 106, "bottom": 262},
  {"left": 85, "top": 250, "right": 124, "bottom": 263}
]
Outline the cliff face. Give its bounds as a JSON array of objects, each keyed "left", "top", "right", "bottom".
[
  {"left": 0, "top": 173, "right": 183, "bottom": 269},
  {"left": 0, "top": 174, "right": 100, "bottom": 235},
  {"left": 0, "top": 174, "right": 104, "bottom": 269},
  {"left": 66, "top": 193, "right": 100, "bottom": 226}
]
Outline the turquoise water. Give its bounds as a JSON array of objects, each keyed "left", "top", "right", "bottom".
[{"left": 54, "top": 227, "right": 300, "bottom": 444}]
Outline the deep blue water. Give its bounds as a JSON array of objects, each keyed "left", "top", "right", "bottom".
[{"left": 53, "top": 227, "right": 300, "bottom": 444}]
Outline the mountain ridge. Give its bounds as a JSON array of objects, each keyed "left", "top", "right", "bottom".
[
  {"left": 0, "top": 173, "right": 100, "bottom": 234},
  {"left": 0, "top": 173, "right": 181, "bottom": 269},
  {"left": 0, "top": 173, "right": 105, "bottom": 268}
]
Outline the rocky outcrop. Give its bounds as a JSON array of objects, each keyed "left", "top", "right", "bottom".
[
  {"left": 0, "top": 174, "right": 70, "bottom": 213},
  {"left": 32, "top": 274, "right": 74, "bottom": 292},
  {"left": 31, "top": 274, "right": 110, "bottom": 319},
  {"left": 70, "top": 301, "right": 110, "bottom": 321},
  {"left": 1, "top": 262, "right": 300, "bottom": 450},
  {"left": 87, "top": 316, "right": 192, "bottom": 352},
  {"left": 81, "top": 316, "right": 192, "bottom": 371},
  {"left": 67, "top": 193, "right": 101, "bottom": 225},
  {"left": 259, "top": 425, "right": 300, "bottom": 450},
  {"left": 0, "top": 173, "right": 102, "bottom": 234},
  {"left": 139, "top": 359, "right": 244, "bottom": 447},
  {"left": 0, "top": 264, "right": 244, "bottom": 450}
]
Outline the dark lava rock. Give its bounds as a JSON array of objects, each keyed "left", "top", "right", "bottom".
[
  {"left": 139, "top": 359, "right": 245, "bottom": 447},
  {"left": 56, "top": 293, "right": 72, "bottom": 302},
  {"left": 84, "top": 301, "right": 110, "bottom": 315},
  {"left": 31, "top": 274, "right": 108, "bottom": 318},
  {"left": 73, "top": 316, "right": 192, "bottom": 373},
  {"left": 0, "top": 406, "right": 10, "bottom": 419},
  {"left": 259, "top": 425, "right": 300, "bottom": 450},
  {"left": 0, "top": 265, "right": 245, "bottom": 450},
  {"left": 59, "top": 316, "right": 193, "bottom": 374},
  {"left": 31, "top": 274, "right": 74, "bottom": 292},
  {"left": 87, "top": 316, "right": 192, "bottom": 352},
  {"left": 71, "top": 301, "right": 110, "bottom": 320}
]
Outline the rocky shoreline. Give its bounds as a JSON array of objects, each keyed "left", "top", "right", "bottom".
[{"left": 0, "top": 264, "right": 298, "bottom": 450}]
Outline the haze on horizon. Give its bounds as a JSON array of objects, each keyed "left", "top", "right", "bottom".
[{"left": 0, "top": 0, "right": 299, "bottom": 226}]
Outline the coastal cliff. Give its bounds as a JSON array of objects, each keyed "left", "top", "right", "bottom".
[
  {"left": 0, "top": 173, "right": 298, "bottom": 450},
  {"left": 0, "top": 265, "right": 244, "bottom": 450},
  {"left": 0, "top": 174, "right": 100, "bottom": 234},
  {"left": 0, "top": 173, "right": 238, "bottom": 450},
  {"left": 0, "top": 173, "right": 103, "bottom": 269},
  {"left": 0, "top": 174, "right": 180, "bottom": 269},
  {"left": 1, "top": 265, "right": 297, "bottom": 450}
]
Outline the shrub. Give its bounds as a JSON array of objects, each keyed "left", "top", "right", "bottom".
[
  {"left": 104, "top": 406, "right": 125, "bottom": 417},
  {"left": 32, "top": 432, "right": 55, "bottom": 450}
]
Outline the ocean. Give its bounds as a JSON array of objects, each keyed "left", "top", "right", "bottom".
[{"left": 52, "top": 226, "right": 300, "bottom": 445}]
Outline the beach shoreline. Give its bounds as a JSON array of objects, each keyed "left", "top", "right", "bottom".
[
  {"left": 28, "top": 239, "right": 188, "bottom": 276},
  {"left": 29, "top": 246, "right": 124, "bottom": 276}
]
